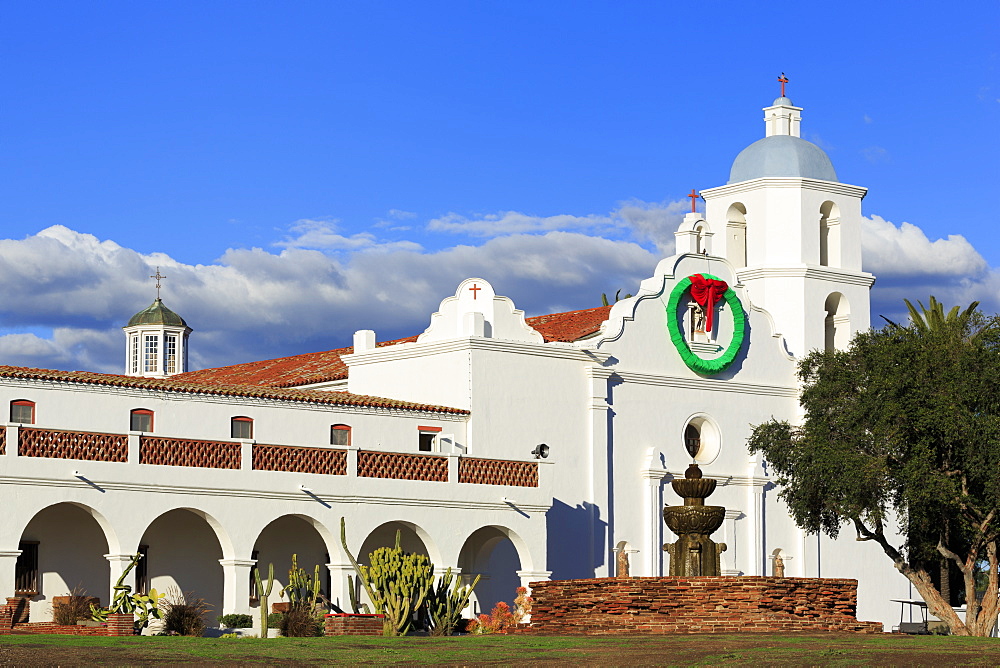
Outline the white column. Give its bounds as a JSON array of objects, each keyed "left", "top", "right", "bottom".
[
  {"left": 6, "top": 425, "right": 18, "bottom": 457},
  {"left": 640, "top": 468, "right": 666, "bottom": 576},
  {"left": 326, "top": 561, "right": 358, "bottom": 613},
  {"left": 585, "top": 366, "right": 613, "bottom": 578},
  {"left": 0, "top": 550, "right": 21, "bottom": 599},
  {"left": 218, "top": 559, "right": 256, "bottom": 617},
  {"left": 105, "top": 554, "right": 138, "bottom": 605}
]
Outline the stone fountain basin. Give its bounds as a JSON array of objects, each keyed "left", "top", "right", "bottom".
[
  {"left": 663, "top": 505, "right": 725, "bottom": 534},
  {"left": 671, "top": 477, "right": 717, "bottom": 499}
]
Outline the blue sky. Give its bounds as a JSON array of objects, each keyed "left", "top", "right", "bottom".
[{"left": 1, "top": 1, "right": 998, "bottom": 372}]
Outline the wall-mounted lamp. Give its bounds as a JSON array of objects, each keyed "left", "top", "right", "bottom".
[
  {"left": 299, "top": 484, "right": 312, "bottom": 493},
  {"left": 72, "top": 470, "right": 83, "bottom": 478},
  {"left": 531, "top": 443, "right": 549, "bottom": 459}
]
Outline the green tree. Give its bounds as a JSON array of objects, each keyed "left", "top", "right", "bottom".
[{"left": 748, "top": 298, "right": 1000, "bottom": 636}]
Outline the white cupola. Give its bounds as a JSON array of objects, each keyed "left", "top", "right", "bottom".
[
  {"left": 123, "top": 298, "right": 191, "bottom": 378},
  {"left": 697, "top": 84, "right": 874, "bottom": 358}
]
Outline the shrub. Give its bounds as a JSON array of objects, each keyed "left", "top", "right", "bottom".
[
  {"left": 266, "top": 612, "right": 284, "bottom": 629},
  {"left": 279, "top": 607, "right": 323, "bottom": 637},
  {"left": 217, "top": 613, "right": 254, "bottom": 629},
  {"left": 161, "top": 589, "right": 210, "bottom": 637},
  {"left": 467, "top": 587, "right": 532, "bottom": 635},
  {"left": 52, "top": 585, "right": 92, "bottom": 626}
]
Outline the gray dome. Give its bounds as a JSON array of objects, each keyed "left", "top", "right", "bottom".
[
  {"left": 772, "top": 96, "right": 793, "bottom": 106},
  {"left": 127, "top": 298, "right": 188, "bottom": 328},
  {"left": 728, "top": 135, "right": 838, "bottom": 184}
]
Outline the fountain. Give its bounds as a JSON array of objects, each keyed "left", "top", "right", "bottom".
[{"left": 662, "top": 462, "right": 727, "bottom": 576}]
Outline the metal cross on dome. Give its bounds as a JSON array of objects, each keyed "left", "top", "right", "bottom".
[
  {"left": 150, "top": 267, "right": 166, "bottom": 299},
  {"left": 777, "top": 73, "right": 789, "bottom": 97}
]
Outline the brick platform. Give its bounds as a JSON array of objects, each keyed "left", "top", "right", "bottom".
[
  {"left": 324, "top": 613, "right": 385, "bottom": 636},
  {"left": 7, "top": 622, "right": 109, "bottom": 636},
  {"left": 524, "top": 576, "right": 884, "bottom": 635},
  {"left": 106, "top": 613, "right": 136, "bottom": 636}
]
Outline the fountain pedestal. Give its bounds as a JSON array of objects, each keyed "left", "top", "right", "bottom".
[{"left": 662, "top": 463, "right": 727, "bottom": 576}]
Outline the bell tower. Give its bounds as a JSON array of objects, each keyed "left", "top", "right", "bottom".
[{"left": 698, "top": 81, "right": 874, "bottom": 358}]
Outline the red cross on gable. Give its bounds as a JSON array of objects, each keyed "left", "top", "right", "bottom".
[
  {"left": 687, "top": 189, "right": 699, "bottom": 213},
  {"left": 469, "top": 284, "right": 481, "bottom": 300}
]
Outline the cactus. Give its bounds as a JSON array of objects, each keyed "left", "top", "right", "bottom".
[
  {"left": 281, "top": 554, "right": 325, "bottom": 612},
  {"left": 346, "top": 574, "right": 371, "bottom": 615},
  {"left": 426, "top": 567, "right": 480, "bottom": 636},
  {"left": 253, "top": 561, "right": 275, "bottom": 638},
  {"left": 89, "top": 553, "right": 163, "bottom": 629},
  {"left": 340, "top": 516, "right": 433, "bottom": 636}
]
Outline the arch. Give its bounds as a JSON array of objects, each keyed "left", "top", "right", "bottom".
[
  {"left": 252, "top": 514, "right": 335, "bottom": 601},
  {"left": 138, "top": 507, "right": 232, "bottom": 616},
  {"left": 681, "top": 413, "right": 722, "bottom": 465},
  {"left": 819, "top": 200, "right": 841, "bottom": 267},
  {"left": 17, "top": 502, "right": 117, "bottom": 619},
  {"left": 357, "top": 520, "right": 441, "bottom": 568},
  {"left": 824, "top": 292, "right": 850, "bottom": 351},
  {"left": 457, "top": 526, "right": 530, "bottom": 615},
  {"left": 725, "top": 203, "right": 747, "bottom": 268}
]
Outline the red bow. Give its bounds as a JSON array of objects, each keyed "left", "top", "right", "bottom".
[{"left": 688, "top": 274, "right": 729, "bottom": 333}]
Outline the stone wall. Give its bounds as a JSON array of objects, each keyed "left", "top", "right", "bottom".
[
  {"left": 525, "top": 577, "right": 883, "bottom": 634},
  {"left": 323, "top": 613, "right": 385, "bottom": 636}
]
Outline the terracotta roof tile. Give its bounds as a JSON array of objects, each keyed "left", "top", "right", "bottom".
[
  {"left": 174, "top": 305, "right": 612, "bottom": 389},
  {"left": 0, "top": 365, "right": 467, "bottom": 415}
]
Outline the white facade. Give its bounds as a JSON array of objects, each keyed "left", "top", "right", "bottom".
[{"left": 0, "top": 94, "right": 912, "bottom": 631}]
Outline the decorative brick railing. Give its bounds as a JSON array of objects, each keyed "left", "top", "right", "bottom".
[
  {"left": 459, "top": 457, "right": 538, "bottom": 487},
  {"left": 357, "top": 451, "right": 448, "bottom": 482},
  {"left": 253, "top": 444, "right": 347, "bottom": 475},
  {"left": 0, "top": 427, "right": 5, "bottom": 455},
  {"left": 140, "top": 436, "right": 241, "bottom": 469},
  {"left": 18, "top": 428, "right": 127, "bottom": 462}
]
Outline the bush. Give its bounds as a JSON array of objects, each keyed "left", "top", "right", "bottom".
[
  {"left": 217, "top": 613, "right": 254, "bottom": 629},
  {"left": 266, "top": 612, "right": 284, "bottom": 629},
  {"left": 52, "top": 586, "right": 92, "bottom": 626},
  {"left": 161, "top": 589, "right": 210, "bottom": 637},
  {"left": 279, "top": 606, "right": 323, "bottom": 637}
]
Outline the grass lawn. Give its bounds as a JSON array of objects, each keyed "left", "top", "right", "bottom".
[{"left": 2, "top": 632, "right": 1000, "bottom": 666}]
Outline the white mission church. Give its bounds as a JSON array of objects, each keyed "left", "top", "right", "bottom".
[{"left": 0, "top": 91, "right": 913, "bottom": 630}]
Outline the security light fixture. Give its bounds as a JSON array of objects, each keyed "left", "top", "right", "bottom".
[{"left": 531, "top": 443, "right": 549, "bottom": 459}]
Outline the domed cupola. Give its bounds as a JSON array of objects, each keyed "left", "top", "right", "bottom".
[
  {"left": 123, "top": 269, "right": 192, "bottom": 378},
  {"left": 728, "top": 95, "right": 838, "bottom": 184}
]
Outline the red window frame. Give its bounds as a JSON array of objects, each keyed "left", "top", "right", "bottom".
[
  {"left": 10, "top": 400, "right": 35, "bottom": 425},
  {"left": 231, "top": 416, "right": 254, "bottom": 439},
  {"left": 331, "top": 424, "right": 352, "bottom": 446},
  {"left": 130, "top": 408, "right": 154, "bottom": 433}
]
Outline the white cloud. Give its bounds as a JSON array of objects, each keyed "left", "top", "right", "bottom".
[{"left": 862, "top": 146, "right": 890, "bottom": 163}]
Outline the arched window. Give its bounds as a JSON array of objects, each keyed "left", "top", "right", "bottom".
[
  {"left": 10, "top": 400, "right": 35, "bottom": 425},
  {"left": 726, "top": 203, "right": 747, "bottom": 268},
  {"left": 130, "top": 409, "right": 154, "bottom": 433},
  {"left": 694, "top": 225, "right": 705, "bottom": 254},
  {"left": 231, "top": 416, "right": 253, "bottom": 440},
  {"left": 331, "top": 424, "right": 351, "bottom": 446},
  {"left": 824, "top": 293, "right": 851, "bottom": 351},
  {"left": 819, "top": 201, "right": 841, "bottom": 267}
]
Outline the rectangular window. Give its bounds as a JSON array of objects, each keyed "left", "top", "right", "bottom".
[
  {"left": 131, "top": 409, "right": 154, "bottom": 433},
  {"left": 15, "top": 541, "right": 38, "bottom": 596},
  {"left": 144, "top": 335, "right": 159, "bottom": 373},
  {"left": 130, "top": 334, "right": 139, "bottom": 374},
  {"left": 231, "top": 417, "right": 253, "bottom": 440},
  {"left": 136, "top": 545, "right": 149, "bottom": 595},
  {"left": 165, "top": 335, "right": 178, "bottom": 374},
  {"left": 418, "top": 426, "right": 441, "bottom": 452},
  {"left": 10, "top": 401, "right": 35, "bottom": 424},
  {"left": 331, "top": 424, "right": 351, "bottom": 446}
]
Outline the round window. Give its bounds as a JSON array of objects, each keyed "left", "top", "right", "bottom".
[{"left": 682, "top": 415, "right": 721, "bottom": 464}]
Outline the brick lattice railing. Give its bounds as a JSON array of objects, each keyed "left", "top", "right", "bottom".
[
  {"left": 252, "top": 444, "right": 347, "bottom": 475},
  {"left": 140, "top": 436, "right": 241, "bottom": 469},
  {"left": 0, "top": 426, "right": 5, "bottom": 455},
  {"left": 357, "top": 451, "right": 448, "bottom": 482},
  {"left": 18, "top": 428, "right": 127, "bottom": 462},
  {"left": 459, "top": 457, "right": 538, "bottom": 487}
]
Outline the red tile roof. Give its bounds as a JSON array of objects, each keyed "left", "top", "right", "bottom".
[
  {"left": 174, "top": 305, "right": 613, "bottom": 389},
  {"left": 0, "top": 365, "right": 467, "bottom": 415}
]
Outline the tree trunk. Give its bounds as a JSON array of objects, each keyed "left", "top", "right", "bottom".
[{"left": 896, "top": 563, "right": 970, "bottom": 635}]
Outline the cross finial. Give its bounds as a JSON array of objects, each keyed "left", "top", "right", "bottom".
[
  {"left": 150, "top": 267, "right": 166, "bottom": 299},
  {"left": 777, "top": 72, "right": 789, "bottom": 98},
  {"left": 687, "top": 189, "right": 700, "bottom": 213}
]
